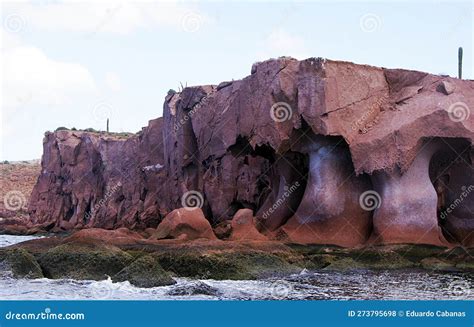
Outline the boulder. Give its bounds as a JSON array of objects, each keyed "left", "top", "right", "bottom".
[
  {"left": 166, "top": 281, "right": 220, "bottom": 297},
  {"left": 0, "top": 248, "right": 43, "bottom": 278},
  {"left": 151, "top": 208, "right": 216, "bottom": 241},
  {"left": 113, "top": 255, "right": 176, "bottom": 288},
  {"left": 229, "top": 209, "right": 267, "bottom": 241},
  {"left": 38, "top": 243, "right": 133, "bottom": 280}
]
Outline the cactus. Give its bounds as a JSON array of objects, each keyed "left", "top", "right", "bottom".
[
  {"left": 458, "top": 47, "right": 463, "bottom": 79},
  {"left": 106, "top": 118, "right": 109, "bottom": 133}
]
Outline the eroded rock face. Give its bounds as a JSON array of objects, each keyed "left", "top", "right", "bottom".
[
  {"left": 371, "top": 141, "right": 449, "bottom": 246},
  {"left": 28, "top": 118, "right": 167, "bottom": 231},
  {"left": 150, "top": 208, "right": 216, "bottom": 241},
  {"left": 229, "top": 209, "right": 267, "bottom": 241},
  {"left": 27, "top": 57, "right": 474, "bottom": 247},
  {"left": 279, "top": 136, "right": 372, "bottom": 247}
]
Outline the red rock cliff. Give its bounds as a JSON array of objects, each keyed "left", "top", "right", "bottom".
[{"left": 28, "top": 57, "right": 474, "bottom": 247}]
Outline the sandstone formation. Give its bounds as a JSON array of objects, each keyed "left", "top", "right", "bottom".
[
  {"left": 150, "top": 208, "right": 216, "bottom": 241},
  {"left": 229, "top": 209, "right": 267, "bottom": 241},
  {"left": 18, "top": 57, "right": 474, "bottom": 247}
]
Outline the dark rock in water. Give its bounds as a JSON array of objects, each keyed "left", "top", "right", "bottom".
[
  {"left": 38, "top": 243, "right": 133, "bottom": 280},
  {"left": 0, "top": 248, "right": 43, "bottom": 279},
  {"left": 113, "top": 255, "right": 176, "bottom": 288},
  {"left": 420, "top": 257, "right": 457, "bottom": 271},
  {"left": 3, "top": 234, "right": 474, "bottom": 283},
  {"left": 155, "top": 249, "right": 302, "bottom": 280},
  {"left": 167, "top": 281, "right": 220, "bottom": 297}
]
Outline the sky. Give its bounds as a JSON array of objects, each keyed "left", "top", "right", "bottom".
[{"left": 1, "top": 0, "right": 473, "bottom": 160}]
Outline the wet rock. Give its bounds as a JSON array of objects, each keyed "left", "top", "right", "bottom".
[
  {"left": 38, "top": 243, "right": 133, "bottom": 280},
  {"left": 166, "top": 281, "right": 220, "bottom": 296},
  {"left": 0, "top": 248, "right": 43, "bottom": 278},
  {"left": 113, "top": 255, "right": 176, "bottom": 288},
  {"left": 6, "top": 235, "right": 474, "bottom": 281},
  {"left": 155, "top": 250, "right": 301, "bottom": 280},
  {"left": 420, "top": 257, "right": 456, "bottom": 271}
]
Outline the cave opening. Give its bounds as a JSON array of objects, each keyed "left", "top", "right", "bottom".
[{"left": 428, "top": 137, "right": 472, "bottom": 242}]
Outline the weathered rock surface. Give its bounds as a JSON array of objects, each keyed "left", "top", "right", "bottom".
[
  {"left": 28, "top": 120, "right": 166, "bottom": 231},
  {"left": 229, "top": 209, "right": 267, "bottom": 241},
  {"left": 38, "top": 243, "right": 134, "bottom": 280},
  {"left": 150, "top": 208, "right": 216, "bottom": 240},
  {"left": 112, "top": 255, "right": 176, "bottom": 287},
  {"left": 166, "top": 281, "right": 221, "bottom": 297},
  {"left": 3, "top": 233, "right": 474, "bottom": 285},
  {"left": 23, "top": 57, "right": 474, "bottom": 247},
  {"left": 0, "top": 248, "right": 43, "bottom": 278}
]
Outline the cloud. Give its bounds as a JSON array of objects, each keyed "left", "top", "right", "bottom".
[
  {"left": 2, "top": 0, "right": 212, "bottom": 35},
  {"left": 257, "top": 29, "right": 310, "bottom": 60},
  {"left": 2, "top": 28, "right": 97, "bottom": 109},
  {"left": 104, "top": 72, "right": 122, "bottom": 92}
]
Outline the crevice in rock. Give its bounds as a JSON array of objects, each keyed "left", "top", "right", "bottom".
[
  {"left": 429, "top": 137, "right": 472, "bottom": 244},
  {"left": 228, "top": 136, "right": 252, "bottom": 157}
]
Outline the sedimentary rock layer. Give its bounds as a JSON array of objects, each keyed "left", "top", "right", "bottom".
[{"left": 26, "top": 57, "right": 474, "bottom": 247}]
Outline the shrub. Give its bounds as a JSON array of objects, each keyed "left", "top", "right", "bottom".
[{"left": 83, "top": 128, "right": 98, "bottom": 133}]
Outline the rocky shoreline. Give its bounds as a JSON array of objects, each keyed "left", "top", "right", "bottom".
[
  {"left": 1, "top": 227, "right": 473, "bottom": 288},
  {"left": 1, "top": 57, "right": 473, "bottom": 288}
]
